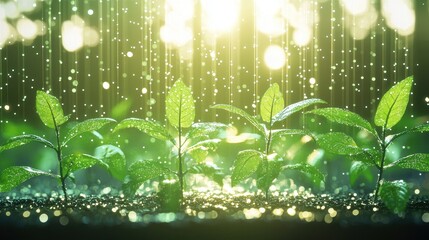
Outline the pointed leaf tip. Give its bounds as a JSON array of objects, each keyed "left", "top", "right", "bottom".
[
  {"left": 166, "top": 80, "right": 195, "bottom": 128},
  {"left": 260, "top": 83, "right": 284, "bottom": 124},
  {"left": 374, "top": 76, "right": 413, "bottom": 129},
  {"left": 36, "top": 91, "right": 69, "bottom": 128}
]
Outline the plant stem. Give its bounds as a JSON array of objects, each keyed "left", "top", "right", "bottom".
[
  {"left": 265, "top": 126, "right": 272, "bottom": 156},
  {"left": 374, "top": 127, "right": 387, "bottom": 201},
  {"left": 265, "top": 97, "right": 276, "bottom": 156},
  {"left": 178, "top": 129, "right": 184, "bottom": 201},
  {"left": 55, "top": 125, "right": 68, "bottom": 202},
  {"left": 263, "top": 99, "right": 275, "bottom": 199},
  {"left": 177, "top": 97, "right": 184, "bottom": 202},
  {"left": 46, "top": 101, "right": 68, "bottom": 202}
]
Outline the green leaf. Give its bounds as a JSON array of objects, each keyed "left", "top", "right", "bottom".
[
  {"left": 408, "top": 123, "right": 429, "bottom": 133},
  {"left": 0, "top": 166, "right": 58, "bottom": 192},
  {"left": 374, "top": 76, "right": 413, "bottom": 129},
  {"left": 188, "top": 163, "right": 224, "bottom": 186},
  {"left": 387, "top": 153, "right": 429, "bottom": 172},
  {"left": 271, "top": 129, "right": 309, "bottom": 140},
  {"left": 111, "top": 99, "right": 132, "bottom": 120},
  {"left": 272, "top": 98, "right": 326, "bottom": 124},
  {"left": 188, "top": 148, "right": 209, "bottom": 163},
  {"left": 256, "top": 154, "right": 284, "bottom": 193},
  {"left": 0, "top": 134, "right": 54, "bottom": 152},
  {"left": 36, "top": 91, "right": 69, "bottom": 128},
  {"left": 128, "top": 160, "right": 170, "bottom": 185},
  {"left": 315, "top": 132, "right": 363, "bottom": 155},
  {"left": 63, "top": 118, "right": 116, "bottom": 145},
  {"left": 260, "top": 83, "right": 284, "bottom": 124},
  {"left": 379, "top": 180, "right": 410, "bottom": 217},
  {"left": 166, "top": 80, "right": 195, "bottom": 128},
  {"left": 350, "top": 161, "right": 373, "bottom": 186},
  {"left": 283, "top": 163, "right": 325, "bottom": 185},
  {"left": 388, "top": 123, "right": 429, "bottom": 143},
  {"left": 63, "top": 153, "right": 108, "bottom": 177},
  {"left": 186, "top": 139, "right": 221, "bottom": 153},
  {"left": 122, "top": 178, "right": 144, "bottom": 197},
  {"left": 211, "top": 104, "right": 265, "bottom": 134},
  {"left": 113, "top": 118, "right": 173, "bottom": 142},
  {"left": 346, "top": 148, "right": 381, "bottom": 166},
  {"left": 94, "top": 145, "right": 127, "bottom": 181},
  {"left": 186, "top": 122, "right": 227, "bottom": 139},
  {"left": 231, "top": 150, "right": 263, "bottom": 186},
  {"left": 308, "top": 107, "right": 376, "bottom": 135}
]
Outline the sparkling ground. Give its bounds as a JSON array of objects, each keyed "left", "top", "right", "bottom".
[{"left": 1, "top": 189, "right": 429, "bottom": 239}]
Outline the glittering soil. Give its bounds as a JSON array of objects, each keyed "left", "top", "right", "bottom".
[{"left": 2, "top": 190, "right": 429, "bottom": 239}]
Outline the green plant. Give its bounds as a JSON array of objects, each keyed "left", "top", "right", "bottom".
[
  {"left": 308, "top": 76, "right": 429, "bottom": 216},
  {"left": 0, "top": 91, "right": 119, "bottom": 201},
  {"left": 211, "top": 83, "right": 326, "bottom": 197},
  {"left": 114, "top": 80, "right": 226, "bottom": 201}
]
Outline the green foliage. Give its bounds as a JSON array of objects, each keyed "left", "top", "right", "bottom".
[
  {"left": 272, "top": 98, "right": 326, "bottom": 124},
  {"left": 0, "top": 166, "right": 58, "bottom": 192},
  {"left": 315, "top": 132, "right": 363, "bottom": 155},
  {"left": 111, "top": 99, "right": 132, "bottom": 120},
  {"left": 95, "top": 145, "right": 127, "bottom": 181},
  {"left": 0, "top": 134, "right": 54, "bottom": 152},
  {"left": 231, "top": 150, "right": 263, "bottom": 186},
  {"left": 374, "top": 76, "right": 413, "bottom": 129},
  {"left": 271, "top": 129, "right": 309, "bottom": 140},
  {"left": 308, "top": 76, "right": 423, "bottom": 215},
  {"left": 283, "top": 163, "right": 325, "bottom": 185},
  {"left": 308, "top": 107, "right": 375, "bottom": 135},
  {"left": 379, "top": 180, "right": 410, "bottom": 216},
  {"left": 0, "top": 91, "right": 115, "bottom": 200},
  {"left": 350, "top": 161, "right": 373, "bottom": 186},
  {"left": 36, "top": 91, "right": 69, "bottom": 128},
  {"left": 115, "top": 80, "right": 226, "bottom": 198},
  {"left": 114, "top": 118, "right": 172, "bottom": 141},
  {"left": 128, "top": 160, "right": 170, "bottom": 184},
  {"left": 186, "top": 122, "right": 227, "bottom": 139},
  {"left": 256, "top": 155, "right": 283, "bottom": 192},
  {"left": 210, "top": 104, "right": 265, "bottom": 134},
  {"left": 260, "top": 83, "right": 284, "bottom": 123},
  {"left": 63, "top": 118, "right": 116, "bottom": 146},
  {"left": 166, "top": 80, "right": 195, "bottom": 128},
  {"left": 188, "top": 163, "right": 224, "bottom": 187},
  {"left": 212, "top": 84, "right": 325, "bottom": 195},
  {"left": 63, "top": 153, "right": 108, "bottom": 177},
  {"left": 387, "top": 154, "right": 429, "bottom": 172}
]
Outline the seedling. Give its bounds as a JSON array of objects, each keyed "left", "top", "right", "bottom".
[
  {"left": 211, "top": 83, "right": 326, "bottom": 197},
  {"left": 0, "top": 91, "right": 118, "bottom": 201},
  {"left": 114, "top": 80, "right": 226, "bottom": 201},
  {"left": 308, "top": 76, "right": 429, "bottom": 215}
]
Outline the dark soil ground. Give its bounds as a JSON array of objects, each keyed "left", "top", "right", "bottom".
[{"left": 2, "top": 189, "right": 429, "bottom": 239}]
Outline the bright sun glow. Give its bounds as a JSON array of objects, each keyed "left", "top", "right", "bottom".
[
  {"left": 0, "top": 21, "right": 11, "bottom": 48},
  {"left": 382, "top": 0, "right": 415, "bottom": 36},
  {"left": 255, "top": 0, "right": 285, "bottom": 36},
  {"left": 61, "top": 15, "right": 99, "bottom": 52},
  {"left": 293, "top": 27, "right": 312, "bottom": 47},
  {"left": 17, "top": 17, "right": 37, "bottom": 40},
  {"left": 341, "top": 0, "right": 370, "bottom": 16},
  {"left": 201, "top": 0, "right": 240, "bottom": 35},
  {"left": 264, "top": 45, "right": 286, "bottom": 70},
  {"left": 160, "top": 0, "right": 193, "bottom": 49}
]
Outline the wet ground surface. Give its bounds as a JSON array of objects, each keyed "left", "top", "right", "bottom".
[{"left": 1, "top": 190, "right": 429, "bottom": 239}]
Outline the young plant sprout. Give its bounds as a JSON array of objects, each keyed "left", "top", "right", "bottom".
[
  {"left": 308, "top": 76, "right": 429, "bottom": 216},
  {"left": 0, "top": 91, "right": 119, "bottom": 201},
  {"left": 114, "top": 80, "right": 226, "bottom": 201},
  {"left": 211, "top": 83, "right": 326, "bottom": 197}
]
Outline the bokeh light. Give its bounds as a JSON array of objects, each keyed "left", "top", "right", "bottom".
[{"left": 264, "top": 45, "right": 286, "bottom": 70}]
